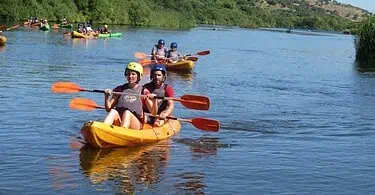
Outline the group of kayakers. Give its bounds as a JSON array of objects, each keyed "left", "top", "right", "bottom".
[
  {"left": 103, "top": 62, "right": 174, "bottom": 129},
  {"left": 151, "top": 39, "right": 183, "bottom": 63},
  {"left": 77, "top": 22, "right": 110, "bottom": 35},
  {"left": 26, "top": 17, "right": 40, "bottom": 25},
  {"left": 24, "top": 17, "right": 50, "bottom": 27}
]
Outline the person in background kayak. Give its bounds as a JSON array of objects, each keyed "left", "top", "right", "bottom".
[
  {"left": 62, "top": 18, "right": 68, "bottom": 25},
  {"left": 77, "top": 23, "right": 86, "bottom": 34},
  {"left": 166, "top": 42, "right": 183, "bottom": 63},
  {"left": 102, "top": 24, "right": 110, "bottom": 34},
  {"left": 103, "top": 62, "right": 144, "bottom": 130},
  {"left": 86, "top": 22, "right": 94, "bottom": 33},
  {"left": 151, "top": 39, "right": 169, "bottom": 62},
  {"left": 40, "top": 19, "right": 49, "bottom": 28},
  {"left": 32, "top": 17, "right": 39, "bottom": 25},
  {"left": 96, "top": 24, "right": 110, "bottom": 34},
  {"left": 143, "top": 64, "right": 174, "bottom": 127}
]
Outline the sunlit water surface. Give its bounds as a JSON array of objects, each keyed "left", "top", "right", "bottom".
[{"left": 0, "top": 26, "right": 374, "bottom": 194}]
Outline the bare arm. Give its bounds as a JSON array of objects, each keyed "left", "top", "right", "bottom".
[
  {"left": 145, "top": 97, "right": 154, "bottom": 113},
  {"left": 161, "top": 100, "right": 174, "bottom": 117},
  {"left": 104, "top": 90, "right": 119, "bottom": 112}
]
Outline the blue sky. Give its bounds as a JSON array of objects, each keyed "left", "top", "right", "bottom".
[{"left": 338, "top": 0, "right": 375, "bottom": 12}]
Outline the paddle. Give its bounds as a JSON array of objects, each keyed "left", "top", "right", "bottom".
[
  {"left": 69, "top": 97, "right": 104, "bottom": 111},
  {"left": 185, "top": 56, "right": 198, "bottom": 61},
  {"left": 134, "top": 52, "right": 149, "bottom": 59},
  {"left": 139, "top": 59, "right": 161, "bottom": 66},
  {"left": 6, "top": 24, "right": 20, "bottom": 31},
  {"left": 185, "top": 50, "right": 210, "bottom": 57},
  {"left": 144, "top": 113, "right": 219, "bottom": 132},
  {"left": 51, "top": 82, "right": 210, "bottom": 110},
  {"left": 69, "top": 98, "right": 219, "bottom": 131}
]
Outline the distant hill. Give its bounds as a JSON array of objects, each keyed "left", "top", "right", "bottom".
[{"left": 261, "top": 0, "right": 371, "bottom": 21}]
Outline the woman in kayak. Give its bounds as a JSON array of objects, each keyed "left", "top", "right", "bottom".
[
  {"left": 103, "top": 62, "right": 144, "bottom": 129},
  {"left": 143, "top": 64, "right": 174, "bottom": 127},
  {"left": 151, "top": 39, "right": 169, "bottom": 62},
  {"left": 166, "top": 42, "right": 183, "bottom": 63}
]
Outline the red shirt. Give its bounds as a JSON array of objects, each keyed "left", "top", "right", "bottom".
[{"left": 142, "top": 83, "right": 174, "bottom": 97}]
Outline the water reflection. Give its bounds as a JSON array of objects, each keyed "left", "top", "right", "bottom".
[
  {"left": 0, "top": 46, "right": 6, "bottom": 52},
  {"left": 355, "top": 60, "right": 375, "bottom": 72},
  {"left": 72, "top": 38, "right": 98, "bottom": 48},
  {"left": 166, "top": 71, "right": 194, "bottom": 91},
  {"left": 79, "top": 141, "right": 170, "bottom": 194},
  {"left": 167, "top": 71, "right": 193, "bottom": 81},
  {"left": 175, "top": 137, "right": 231, "bottom": 160},
  {"left": 62, "top": 33, "right": 71, "bottom": 41},
  {"left": 173, "top": 172, "right": 206, "bottom": 194}
]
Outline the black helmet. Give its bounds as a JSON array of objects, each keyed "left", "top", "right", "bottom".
[
  {"left": 170, "top": 42, "right": 177, "bottom": 48},
  {"left": 158, "top": 39, "right": 165, "bottom": 45}
]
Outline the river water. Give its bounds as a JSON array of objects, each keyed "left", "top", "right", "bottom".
[{"left": 0, "top": 25, "right": 374, "bottom": 194}]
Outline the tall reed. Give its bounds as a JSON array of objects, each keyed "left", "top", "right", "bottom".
[{"left": 355, "top": 16, "right": 375, "bottom": 67}]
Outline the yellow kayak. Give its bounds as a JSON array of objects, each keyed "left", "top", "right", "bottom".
[
  {"left": 71, "top": 31, "right": 88, "bottom": 38},
  {"left": 165, "top": 60, "right": 194, "bottom": 71},
  {"left": 81, "top": 120, "right": 181, "bottom": 148}
]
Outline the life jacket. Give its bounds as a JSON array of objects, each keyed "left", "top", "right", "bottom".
[
  {"left": 116, "top": 84, "right": 143, "bottom": 118},
  {"left": 152, "top": 45, "right": 168, "bottom": 59},
  {"left": 144, "top": 83, "right": 168, "bottom": 114},
  {"left": 167, "top": 50, "right": 180, "bottom": 61}
]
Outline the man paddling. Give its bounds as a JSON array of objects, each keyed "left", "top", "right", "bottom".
[{"left": 143, "top": 64, "right": 174, "bottom": 127}]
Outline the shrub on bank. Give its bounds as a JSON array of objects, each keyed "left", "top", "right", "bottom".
[{"left": 355, "top": 16, "right": 375, "bottom": 67}]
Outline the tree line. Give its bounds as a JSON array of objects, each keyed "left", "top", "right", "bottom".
[{"left": 0, "top": 0, "right": 357, "bottom": 30}]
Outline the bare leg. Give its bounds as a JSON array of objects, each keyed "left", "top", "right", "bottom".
[
  {"left": 121, "top": 110, "right": 142, "bottom": 130},
  {"left": 103, "top": 109, "right": 121, "bottom": 125}
]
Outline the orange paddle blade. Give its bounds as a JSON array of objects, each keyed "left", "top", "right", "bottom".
[
  {"left": 191, "top": 118, "right": 220, "bottom": 131},
  {"left": 51, "top": 82, "right": 83, "bottom": 93},
  {"left": 178, "top": 95, "right": 210, "bottom": 110},
  {"left": 185, "top": 56, "right": 198, "bottom": 61},
  {"left": 197, "top": 50, "right": 210, "bottom": 56},
  {"left": 52, "top": 24, "right": 59, "bottom": 29},
  {"left": 134, "top": 52, "right": 148, "bottom": 59},
  {"left": 139, "top": 59, "right": 153, "bottom": 66},
  {"left": 69, "top": 98, "right": 103, "bottom": 111}
]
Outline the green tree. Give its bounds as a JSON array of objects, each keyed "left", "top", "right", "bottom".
[{"left": 128, "top": 1, "right": 151, "bottom": 26}]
